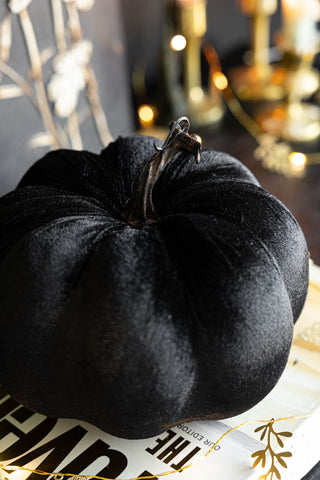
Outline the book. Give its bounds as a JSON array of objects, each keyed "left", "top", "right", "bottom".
[{"left": 0, "top": 262, "right": 319, "bottom": 480}]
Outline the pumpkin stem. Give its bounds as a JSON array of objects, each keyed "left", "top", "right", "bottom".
[{"left": 123, "top": 117, "right": 202, "bottom": 228}]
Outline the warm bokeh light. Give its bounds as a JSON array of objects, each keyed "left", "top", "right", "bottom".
[
  {"left": 271, "top": 107, "right": 286, "bottom": 121},
  {"left": 289, "top": 152, "right": 307, "bottom": 168},
  {"left": 189, "top": 86, "right": 204, "bottom": 102},
  {"left": 241, "top": 0, "right": 277, "bottom": 15},
  {"left": 138, "top": 104, "right": 155, "bottom": 127},
  {"left": 301, "top": 74, "right": 319, "bottom": 96},
  {"left": 212, "top": 72, "right": 228, "bottom": 90},
  {"left": 170, "top": 34, "right": 187, "bottom": 51}
]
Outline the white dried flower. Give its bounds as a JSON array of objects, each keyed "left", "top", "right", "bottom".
[
  {"left": 8, "top": 0, "right": 32, "bottom": 14},
  {"left": 62, "top": 0, "right": 95, "bottom": 11},
  {"left": 47, "top": 40, "right": 92, "bottom": 117}
]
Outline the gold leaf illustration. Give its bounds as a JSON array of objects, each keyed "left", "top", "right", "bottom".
[
  {"left": 278, "top": 431, "right": 293, "bottom": 437},
  {"left": 255, "top": 424, "right": 267, "bottom": 432},
  {"left": 276, "top": 436, "right": 284, "bottom": 448},
  {"left": 252, "top": 421, "right": 293, "bottom": 479},
  {"left": 276, "top": 454, "right": 288, "bottom": 469}
]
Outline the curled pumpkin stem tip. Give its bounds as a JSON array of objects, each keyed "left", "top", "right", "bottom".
[{"left": 123, "top": 117, "right": 202, "bottom": 228}]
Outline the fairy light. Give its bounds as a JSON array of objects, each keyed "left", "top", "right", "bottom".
[
  {"left": 189, "top": 86, "right": 204, "bottom": 102},
  {"left": 170, "top": 34, "right": 187, "bottom": 51},
  {"left": 137, "top": 104, "right": 155, "bottom": 127},
  {"left": 271, "top": 107, "right": 286, "bottom": 121},
  {"left": 212, "top": 72, "right": 228, "bottom": 90},
  {"left": 289, "top": 152, "right": 307, "bottom": 169}
]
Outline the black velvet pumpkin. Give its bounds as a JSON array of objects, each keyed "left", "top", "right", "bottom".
[{"left": 0, "top": 119, "right": 309, "bottom": 439}]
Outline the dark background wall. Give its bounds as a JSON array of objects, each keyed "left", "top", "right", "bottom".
[
  {"left": 0, "top": 0, "right": 283, "bottom": 196},
  {"left": 120, "top": 0, "right": 282, "bottom": 77},
  {"left": 0, "top": 0, "right": 132, "bottom": 196}
]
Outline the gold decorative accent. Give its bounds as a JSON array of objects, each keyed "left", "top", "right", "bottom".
[
  {"left": 256, "top": 96, "right": 320, "bottom": 144},
  {"left": 294, "top": 321, "right": 320, "bottom": 352},
  {"left": 254, "top": 134, "right": 303, "bottom": 178},
  {"left": 230, "top": 0, "right": 283, "bottom": 102},
  {"left": 54, "top": 474, "right": 65, "bottom": 480},
  {"left": 252, "top": 420, "right": 293, "bottom": 479},
  {"left": 0, "top": 415, "right": 313, "bottom": 480},
  {"left": 162, "top": 0, "right": 224, "bottom": 127},
  {"left": 203, "top": 43, "right": 320, "bottom": 176}
]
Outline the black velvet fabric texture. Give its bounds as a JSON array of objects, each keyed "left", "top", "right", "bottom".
[{"left": 0, "top": 135, "right": 309, "bottom": 439}]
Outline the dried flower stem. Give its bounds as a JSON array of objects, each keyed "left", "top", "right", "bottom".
[
  {"left": 19, "top": 9, "right": 42, "bottom": 79},
  {"left": 66, "top": 1, "right": 82, "bottom": 42},
  {"left": 19, "top": 8, "right": 62, "bottom": 147},
  {"left": 0, "top": 57, "right": 67, "bottom": 147},
  {"left": 0, "top": 59, "right": 35, "bottom": 100},
  {"left": 67, "top": 110, "right": 83, "bottom": 149},
  {"left": 1, "top": 2, "right": 111, "bottom": 151},
  {"left": 86, "top": 67, "right": 113, "bottom": 146},
  {"left": 36, "top": 81, "right": 64, "bottom": 147},
  {"left": 51, "top": 0, "right": 83, "bottom": 149},
  {"left": 67, "top": 3, "right": 113, "bottom": 146},
  {"left": 0, "top": 12, "right": 12, "bottom": 63},
  {"left": 0, "top": 84, "right": 23, "bottom": 99},
  {"left": 51, "top": 0, "right": 67, "bottom": 52}
]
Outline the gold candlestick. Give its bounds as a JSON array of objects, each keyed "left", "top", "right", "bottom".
[
  {"left": 256, "top": 0, "right": 320, "bottom": 142},
  {"left": 162, "top": 0, "right": 224, "bottom": 127},
  {"left": 180, "top": 0, "right": 206, "bottom": 98},
  {"left": 244, "top": 0, "right": 276, "bottom": 80},
  {"left": 229, "top": 0, "right": 284, "bottom": 101},
  {"left": 280, "top": 0, "right": 320, "bottom": 55}
]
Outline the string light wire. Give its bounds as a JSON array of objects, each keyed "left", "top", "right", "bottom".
[
  {"left": 0, "top": 413, "right": 318, "bottom": 480},
  {"left": 203, "top": 43, "right": 319, "bottom": 177}
]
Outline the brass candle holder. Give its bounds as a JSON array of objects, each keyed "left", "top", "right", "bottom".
[
  {"left": 162, "top": 0, "right": 224, "bottom": 127},
  {"left": 257, "top": 53, "right": 320, "bottom": 142},
  {"left": 256, "top": 0, "right": 320, "bottom": 143},
  {"left": 228, "top": 0, "right": 284, "bottom": 101}
]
